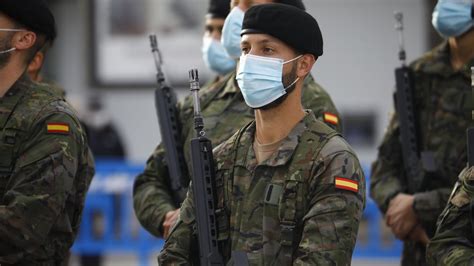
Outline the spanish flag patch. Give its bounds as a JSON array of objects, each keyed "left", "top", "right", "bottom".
[
  {"left": 324, "top": 112, "right": 338, "bottom": 125},
  {"left": 335, "top": 177, "right": 358, "bottom": 193},
  {"left": 47, "top": 123, "right": 70, "bottom": 134}
]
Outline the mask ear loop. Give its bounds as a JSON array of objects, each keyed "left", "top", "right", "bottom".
[
  {"left": 283, "top": 77, "right": 300, "bottom": 91},
  {"left": 283, "top": 55, "right": 303, "bottom": 65},
  {"left": 0, "top": 47, "right": 16, "bottom": 54},
  {"left": 0, "top": 29, "right": 26, "bottom": 32},
  {"left": 283, "top": 54, "right": 303, "bottom": 91}
]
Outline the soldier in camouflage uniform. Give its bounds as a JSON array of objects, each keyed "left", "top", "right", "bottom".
[
  {"left": 0, "top": 0, "right": 95, "bottom": 264},
  {"left": 133, "top": 0, "right": 341, "bottom": 239},
  {"left": 158, "top": 4, "right": 365, "bottom": 265},
  {"left": 427, "top": 166, "right": 474, "bottom": 265},
  {"left": 370, "top": 1, "right": 474, "bottom": 265}
]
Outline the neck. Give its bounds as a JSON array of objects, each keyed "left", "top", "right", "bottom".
[
  {"left": 254, "top": 84, "right": 305, "bottom": 144},
  {"left": 449, "top": 29, "right": 474, "bottom": 71},
  {"left": 0, "top": 58, "right": 25, "bottom": 97}
]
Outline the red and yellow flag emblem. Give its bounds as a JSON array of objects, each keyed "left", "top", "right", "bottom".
[
  {"left": 47, "top": 123, "right": 70, "bottom": 134},
  {"left": 324, "top": 112, "right": 339, "bottom": 125},
  {"left": 335, "top": 177, "right": 358, "bottom": 193}
]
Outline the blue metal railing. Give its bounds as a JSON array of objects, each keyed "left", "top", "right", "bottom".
[{"left": 72, "top": 160, "right": 402, "bottom": 265}]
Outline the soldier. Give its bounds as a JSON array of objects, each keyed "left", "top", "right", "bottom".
[
  {"left": 427, "top": 166, "right": 474, "bottom": 265},
  {"left": 133, "top": 0, "right": 341, "bottom": 239},
  {"left": 158, "top": 4, "right": 365, "bottom": 265},
  {"left": 370, "top": 0, "right": 474, "bottom": 265},
  {"left": 0, "top": 0, "right": 95, "bottom": 264}
]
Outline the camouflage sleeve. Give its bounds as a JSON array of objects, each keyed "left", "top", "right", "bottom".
[
  {"left": 294, "top": 136, "right": 366, "bottom": 265},
  {"left": 0, "top": 112, "right": 88, "bottom": 262},
  {"left": 301, "top": 75, "right": 342, "bottom": 133},
  {"left": 133, "top": 144, "right": 177, "bottom": 237},
  {"left": 427, "top": 167, "right": 474, "bottom": 265},
  {"left": 370, "top": 113, "right": 404, "bottom": 213},
  {"left": 413, "top": 187, "right": 452, "bottom": 231},
  {"left": 157, "top": 182, "right": 197, "bottom": 265}
]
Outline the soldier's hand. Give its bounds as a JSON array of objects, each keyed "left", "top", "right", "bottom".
[
  {"left": 163, "top": 209, "right": 180, "bottom": 238},
  {"left": 386, "top": 193, "right": 418, "bottom": 239}
]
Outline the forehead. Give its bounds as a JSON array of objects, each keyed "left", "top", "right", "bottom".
[{"left": 241, "top": 33, "right": 286, "bottom": 47}]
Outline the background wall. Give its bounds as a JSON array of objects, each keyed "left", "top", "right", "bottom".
[{"left": 45, "top": 0, "right": 434, "bottom": 165}]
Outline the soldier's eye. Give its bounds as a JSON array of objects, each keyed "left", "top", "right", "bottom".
[{"left": 263, "top": 47, "right": 274, "bottom": 54}]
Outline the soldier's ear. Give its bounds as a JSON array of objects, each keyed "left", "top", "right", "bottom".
[
  {"left": 296, "top": 54, "right": 315, "bottom": 78},
  {"left": 12, "top": 31, "right": 37, "bottom": 51}
]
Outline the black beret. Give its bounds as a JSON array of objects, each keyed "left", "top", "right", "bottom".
[
  {"left": 0, "top": 0, "right": 57, "bottom": 42},
  {"left": 274, "top": 0, "right": 305, "bottom": 11},
  {"left": 241, "top": 3, "right": 323, "bottom": 57},
  {"left": 207, "top": 0, "right": 231, "bottom": 19}
]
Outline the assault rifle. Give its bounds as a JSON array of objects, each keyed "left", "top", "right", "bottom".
[
  {"left": 393, "top": 12, "right": 424, "bottom": 193},
  {"left": 149, "top": 35, "right": 187, "bottom": 205},
  {"left": 188, "top": 69, "right": 224, "bottom": 266}
]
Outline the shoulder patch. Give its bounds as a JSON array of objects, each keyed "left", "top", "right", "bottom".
[
  {"left": 324, "top": 112, "right": 339, "bottom": 126},
  {"left": 47, "top": 122, "right": 70, "bottom": 135},
  {"left": 335, "top": 176, "right": 358, "bottom": 193}
]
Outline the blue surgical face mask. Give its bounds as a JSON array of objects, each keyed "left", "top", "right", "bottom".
[
  {"left": 221, "top": 7, "right": 245, "bottom": 59},
  {"left": 432, "top": 0, "right": 474, "bottom": 38},
  {"left": 202, "top": 36, "right": 236, "bottom": 75},
  {"left": 236, "top": 54, "right": 301, "bottom": 108}
]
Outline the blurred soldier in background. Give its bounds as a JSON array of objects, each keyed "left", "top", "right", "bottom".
[
  {"left": 370, "top": 0, "right": 474, "bottom": 265},
  {"left": 158, "top": 4, "right": 365, "bottom": 264},
  {"left": 427, "top": 165, "right": 474, "bottom": 265},
  {"left": 27, "top": 41, "right": 51, "bottom": 82},
  {"left": 133, "top": 0, "right": 342, "bottom": 239},
  {"left": 0, "top": 0, "right": 95, "bottom": 264},
  {"left": 82, "top": 95, "right": 126, "bottom": 159},
  {"left": 26, "top": 28, "right": 66, "bottom": 98}
]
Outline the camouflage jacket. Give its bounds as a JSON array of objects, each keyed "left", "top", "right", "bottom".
[
  {"left": 427, "top": 166, "right": 474, "bottom": 265},
  {"left": 133, "top": 72, "right": 341, "bottom": 237},
  {"left": 158, "top": 111, "right": 365, "bottom": 265},
  {"left": 370, "top": 42, "right": 474, "bottom": 265},
  {"left": 0, "top": 76, "right": 95, "bottom": 265}
]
